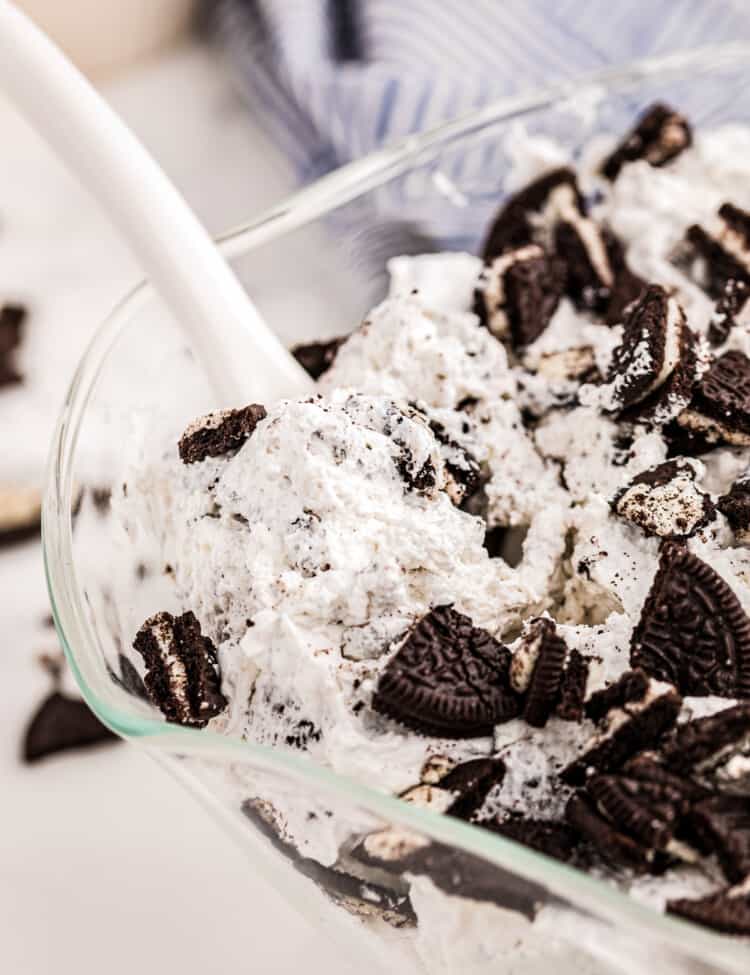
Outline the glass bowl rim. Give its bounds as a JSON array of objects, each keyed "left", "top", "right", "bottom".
[{"left": 43, "top": 42, "right": 750, "bottom": 971}]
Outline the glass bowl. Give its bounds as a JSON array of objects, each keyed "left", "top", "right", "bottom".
[{"left": 44, "top": 45, "right": 750, "bottom": 975}]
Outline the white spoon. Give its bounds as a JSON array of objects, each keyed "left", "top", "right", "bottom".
[{"left": 0, "top": 0, "right": 312, "bottom": 404}]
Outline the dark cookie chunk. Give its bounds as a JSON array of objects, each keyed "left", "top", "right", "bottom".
[
  {"left": 485, "top": 816, "right": 580, "bottom": 864},
  {"left": 585, "top": 669, "right": 651, "bottom": 724},
  {"left": 601, "top": 103, "right": 692, "bottom": 181},
  {"left": 563, "top": 675, "right": 681, "bottom": 786},
  {"left": 555, "top": 649, "right": 590, "bottom": 723},
  {"left": 372, "top": 606, "right": 520, "bottom": 738},
  {"left": 400, "top": 841, "right": 548, "bottom": 919},
  {"left": 622, "top": 754, "right": 710, "bottom": 802},
  {"left": 586, "top": 773, "right": 688, "bottom": 851},
  {"left": 717, "top": 472, "right": 750, "bottom": 542},
  {"left": 678, "top": 350, "right": 750, "bottom": 446},
  {"left": 612, "top": 460, "right": 714, "bottom": 539},
  {"left": 553, "top": 220, "right": 619, "bottom": 313},
  {"left": 291, "top": 336, "right": 346, "bottom": 380},
  {"left": 178, "top": 403, "right": 267, "bottom": 464},
  {"left": 565, "top": 794, "right": 655, "bottom": 873},
  {"left": 690, "top": 795, "right": 750, "bottom": 883},
  {"left": 680, "top": 204, "right": 750, "bottom": 298},
  {"left": 427, "top": 418, "right": 481, "bottom": 505},
  {"left": 440, "top": 756, "right": 506, "bottom": 820},
  {"left": 0, "top": 303, "right": 27, "bottom": 387},
  {"left": 660, "top": 704, "right": 750, "bottom": 782},
  {"left": 23, "top": 691, "right": 117, "bottom": 762},
  {"left": 133, "top": 610, "right": 227, "bottom": 728},
  {"left": 481, "top": 168, "right": 583, "bottom": 260},
  {"left": 602, "top": 285, "right": 687, "bottom": 414},
  {"left": 510, "top": 617, "right": 568, "bottom": 728},
  {"left": 0, "top": 485, "right": 41, "bottom": 548},
  {"left": 626, "top": 321, "right": 700, "bottom": 427},
  {"left": 605, "top": 265, "right": 648, "bottom": 327},
  {"left": 474, "top": 245, "right": 566, "bottom": 347},
  {"left": 669, "top": 883, "right": 750, "bottom": 936},
  {"left": 630, "top": 541, "right": 750, "bottom": 698},
  {"left": 241, "top": 799, "right": 416, "bottom": 927},
  {"left": 709, "top": 278, "right": 750, "bottom": 346}
]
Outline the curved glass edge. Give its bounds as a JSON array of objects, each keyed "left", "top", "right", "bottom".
[{"left": 42, "top": 43, "right": 750, "bottom": 972}]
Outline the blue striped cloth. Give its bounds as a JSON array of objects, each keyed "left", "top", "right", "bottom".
[{"left": 206, "top": 1, "right": 750, "bottom": 274}]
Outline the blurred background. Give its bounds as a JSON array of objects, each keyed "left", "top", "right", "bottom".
[{"left": 4, "top": 2, "right": 750, "bottom": 973}]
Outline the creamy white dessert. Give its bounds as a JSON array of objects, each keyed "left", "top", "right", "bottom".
[{"left": 119, "top": 104, "right": 750, "bottom": 961}]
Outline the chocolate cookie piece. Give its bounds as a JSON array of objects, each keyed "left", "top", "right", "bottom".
[
  {"left": 622, "top": 320, "right": 700, "bottom": 427},
  {"left": 680, "top": 203, "right": 750, "bottom": 298},
  {"left": 481, "top": 168, "right": 583, "bottom": 260},
  {"left": 586, "top": 773, "right": 688, "bottom": 851},
  {"left": 427, "top": 417, "right": 481, "bottom": 506},
  {"left": 709, "top": 278, "right": 750, "bottom": 346},
  {"left": 0, "top": 485, "right": 41, "bottom": 547},
  {"left": 0, "top": 303, "right": 26, "bottom": 386},
  {"left": 718, "top": 471, "right": 750, "bottom": 543},
  {"left": 669, "top": 881, "right": 750, "bottom": 936},
  {"left": 441, "top": 757, "right": 507, "bottom": 820},
  {"left": 372, "top": 606, "right": 520, "bottom": 737},
  {"left": 178, "top": 403, "right": 267, "bottom": 464},
  {"left": 555, "top": 649, "right": 590, "bottom": 723},
  {"left": 690, "top": 795, "right": 750, "bottom": 883},
  {"left": 563, "top": 675, "right": 682, "bottom": 786},
  {"left": 474, "top": 244, "right": 565, "bottom": 347},
  {"left": 133, "top": 610, "right": 226, "bottom": 728},
  {"left": 510, "top": 618, "right": 568, "bottom": 728},
  {"left": 605, "top": 265, "right": 648, "bottom": 327},
  {"left": 601, "top": 103, "right": 692, "bottom": 181},
  {"left": 241, "top": 799, "right": 416, "bottom": 927},
  {"left": 553, "top": 219, "right": 618, "bottom": 313},
  {"left": 631, "top": 541, "right": 750, "bottom": 698},
  {"left": 565, "top": 794, "right": 655, "bottom": 873},
  {"left": 291, "top": 336, "right": 346, "bottom": 380},
  {"left": 678, "top": 350, "right": 750, "bottom": 446},
  {"left": 660, "top": 704, "right": 750, "bottom": 783},
  {"left": 600, "top": 285, "right": 688, "bottom": 415},
  {"left": 622, "top": 753, "right": 710, "bottom": 803},
  {"left": 23, "top": 691, "right": 117, "bottom": 762},
  {"left": 485, "top": 816, "right": 580, "bottom": 864},
  {"left": 612, "top": 460, "right": 714, "bottom": 539},
  {"left": 585, "top": 669, "right": 651, "bottom": 724}
]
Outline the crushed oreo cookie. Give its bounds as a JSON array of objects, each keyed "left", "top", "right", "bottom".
[
  {"left": 599, "top": 285, "right": 689, "bottom": 416},
  {"left": 427, "top": 417, "right": 481, "bottom": 505},
  {"left": 481, "top": 168, "right": 583, "bottom": 260},
  {"left": 601, "top": 103, "right": 692, "bottom": 181},
  {"left": 553, "top": 220, "right": 618, "bottom": 313},
  {"left": 611, "top": 460, "right": 714, "bottom": 539},
  {"left": 669, "top": 879, "right": 750, "bottom": 935},
  {"left": 555, "top": 649, "right": 590, "bottom": 723},
  {"left": 678, "top": 350, "right": 750, "bottom": 447},
  {"left": 474, "top": 244, "right": 566, "bottom": 347},
  {"left": 510, "top": 617, "right": 568, "bottom": 728},
  {"left": 0, "top": 484, "right": 41, "bottom": 548},
  {"left": 690, "top": 795, "right": 750, "bottom": 883},
  {"left": 372, "top": 606, "right": 520, "bottom": 737},
  {"left": 709, "top": 278, "right": 750, "bottom": 346},
  {"left": 586, "top": 773, "right": 688, "bottom": 852},
  {"left": 178, "top": 403, "right": 267, "bottom": 464},
  {"left": 718, "top": 470, "right": 750, "bottom": 543},
  {"left": 565, "top": 794, "right": 655, "bottom": 873},
  {"left": 484, "top": 816, "right": 580, "bottom": 864},
  {"left": 440, "top": 756, "right": 507, "bottom": 820},
  {"left": 0, "top": 303, "right": 26, "bottom": 387},
  {"left": 291, "top": 336, "right": 346, "bottom": 380},
  {"left": 631, "top": 541, "right": 750, "bottom": 698},
  {"left": 563, "top": 671, "right": 681, "bottom": 785},
  {"left": 680, "top": 203, "right": 750, "bottom": 298},
  {"left": 660, "top": 704, "right": 750, "bottom": 792},
  {"left": 23, "top": 691, "right": 117, "bottom": 762},
  {"left": 133, "top": 610, "right": 226, "bottom": 727}
]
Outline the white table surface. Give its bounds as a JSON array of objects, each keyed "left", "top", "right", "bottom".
[{"left": 0, "top": 43, "right": 349, "bottom": 975}]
